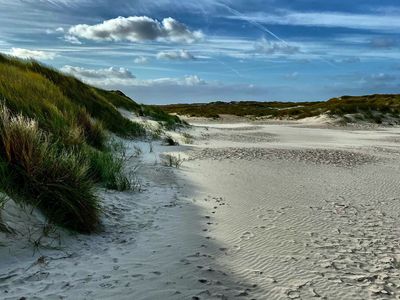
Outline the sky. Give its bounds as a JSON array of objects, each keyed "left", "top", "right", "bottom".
[{"left": 0, "top": 0, "right": 399, "bottom": 104}]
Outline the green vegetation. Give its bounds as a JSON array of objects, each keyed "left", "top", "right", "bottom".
[
  {"left": 159, "top": 94, "right": 400, "bottom": 124},
  {"left": 0, "top": 54, "right": 182, "bottom": 233}
]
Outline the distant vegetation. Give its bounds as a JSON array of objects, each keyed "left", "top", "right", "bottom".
[
  {"left": 0, "top": 54, "right": 183, "bottom": 233},
  {"left": 159, "top": 94, "right": 400, "bottom": 124}
]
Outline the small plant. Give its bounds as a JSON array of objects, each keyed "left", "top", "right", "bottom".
[
  {"left": 161, "top": 154, "right": 184, "bottom": 168},
  {"left": 126, "top": 165, "right": 142, "bottom": 192}
]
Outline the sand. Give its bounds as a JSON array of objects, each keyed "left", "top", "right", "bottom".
[{"left": 1, "top": 119, "right": 400, "bottom": 299}]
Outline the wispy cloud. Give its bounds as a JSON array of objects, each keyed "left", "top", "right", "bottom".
[
  {"left": 369, "top": 37, "right": 397, "bottom": 49},
  {"left": 134, "top": 56, "right": 149, "bottom": 64},
  {"left": 68, "top": 16, "right": 204, "bottom": 43},
  {"left": 254, "top": 38, "right": 300, "bottom": 55},
  {"left": 226, "top": 11, "right": 400, "bottom": 32},
  {"left": 157, "top": 49, "right": 196, "bottom": 60}
]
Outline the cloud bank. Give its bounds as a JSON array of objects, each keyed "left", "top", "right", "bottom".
[
  {"left": 61, "top": 65, "right": 136, "bottom": 85},
  {"left": 60, "top": 65, "right": 205, "bottom": 87}
]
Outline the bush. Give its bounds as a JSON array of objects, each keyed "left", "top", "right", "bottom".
[{"left": 0, "top": 106, "right": 99, "bottom": 233}]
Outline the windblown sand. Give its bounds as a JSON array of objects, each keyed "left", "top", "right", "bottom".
[{"left": 1, "top": 120, "right": 400, "bottom": 299}]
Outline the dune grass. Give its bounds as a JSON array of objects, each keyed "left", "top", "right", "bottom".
[
  {"left": 0, "top": 107, "right": 98, "bottom": 232},
  {"left": 85, "top": 146, "right": 132, "bottom": 191}
]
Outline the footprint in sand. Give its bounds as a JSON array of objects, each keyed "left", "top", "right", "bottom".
[
  {"left": 231, "top": 245, "right": 241, "bottom": 253},
  {"left": 240, "top": 231, "right": 254, "bottom": 240}
]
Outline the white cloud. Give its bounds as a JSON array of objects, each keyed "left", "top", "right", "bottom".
[
  {"left": 9, "top": 48, "right": 57, "bottom": 60},
  {"left": 68, "top": 16, "right": 203, "bottom": 43},
  {"left": 134, "top": 56, "right": 149, "bottom": 64},
  {"left": 157, "top": 49, "right": 195, "bottom": 60},
  {"left": 254, "top": 38, "right": 300, "bottom": 55},
  {"left": 227, "top": 11, "right": 400, "bottom": 32}
]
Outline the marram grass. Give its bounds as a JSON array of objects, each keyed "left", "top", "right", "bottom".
[{"left": 0, "top": 106, "right": 99, "bottom": 233}]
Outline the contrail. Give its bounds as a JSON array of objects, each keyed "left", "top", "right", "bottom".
[
  {"left": 217, "top": 2, "right": 288, "bottom": 45},
  {"left": 212, "top": 56, "right": 244, "bottom": 78},
  {"left": 216, "top": 1, "right": 336, "bottom": 67}
]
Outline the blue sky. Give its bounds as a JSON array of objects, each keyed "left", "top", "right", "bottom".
[{"left": 0, "top": 0, "right": 399, "bottom": 104}]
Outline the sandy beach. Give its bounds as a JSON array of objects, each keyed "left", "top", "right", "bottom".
[{"left": 1, "top": 119, "right": 400, "bottom": 299}]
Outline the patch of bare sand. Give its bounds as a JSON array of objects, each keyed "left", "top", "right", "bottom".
[{"left": 181, "top": 121, "right": 400, "bottom": 299}]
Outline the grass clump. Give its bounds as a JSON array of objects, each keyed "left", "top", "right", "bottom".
[
  {"left": 0, "top": 106, "right": 99, "bottom": 233},
  {"left": 85, "top": 146, "right": 131, "bottom": 191}
]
